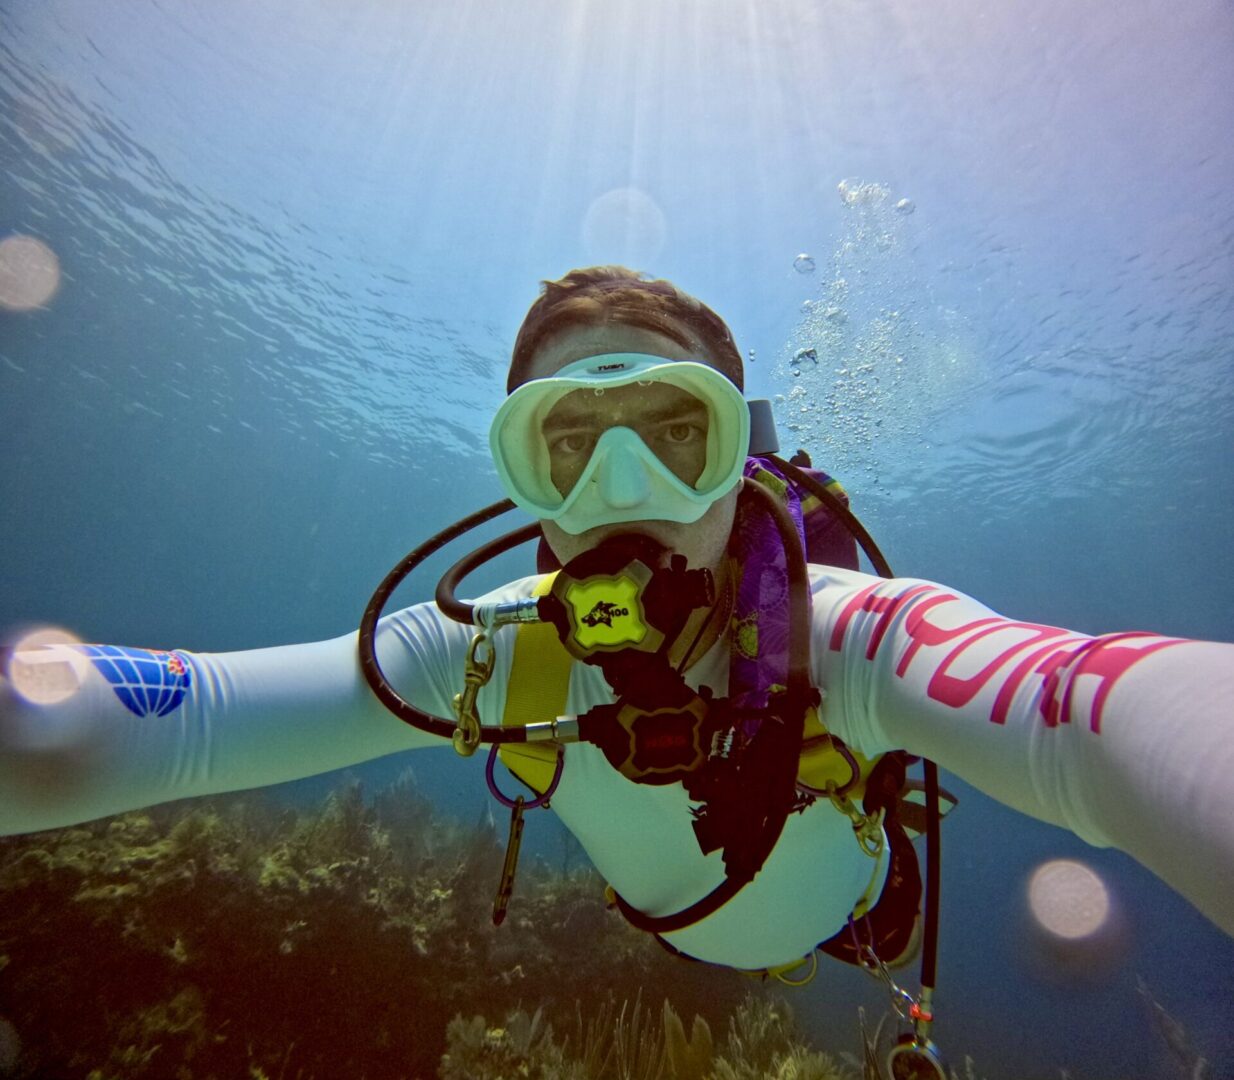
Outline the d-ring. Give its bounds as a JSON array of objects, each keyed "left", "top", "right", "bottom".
[{"left": 485, "top": 742, "right": 564, "bottom": 810}]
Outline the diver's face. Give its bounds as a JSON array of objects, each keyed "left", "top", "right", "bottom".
[{"left": 526, "top": 323, "right": 740, "bottom": 574}]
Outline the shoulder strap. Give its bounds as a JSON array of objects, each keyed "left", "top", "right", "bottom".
[
  {"left": 498, "top": 573, "right": 568, "bottom": 794},
  {"left": 797, "top": 707, "right": 882, "bottom": 800}
]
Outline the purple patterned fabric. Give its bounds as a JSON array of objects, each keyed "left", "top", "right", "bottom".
[{"left": 727, "top": 456, "right": 857, "bottom": 714}]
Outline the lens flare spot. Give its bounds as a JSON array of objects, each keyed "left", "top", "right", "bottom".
[
  {"left": 0, "top": 235, "right": 61, "bottom": 311},
  {"left": 1028, "top": 859, "right": 1111, "bottom": 939},
  {"left": 582, "top": 188, "right": 667, "bottom": 267},
  {"left": 9, "top": 627, "right": 88, "bottom": 707}
]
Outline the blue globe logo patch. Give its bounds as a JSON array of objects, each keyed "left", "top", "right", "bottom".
[{"left": 81, "top": 645, "right": 192, "bottom": 718}]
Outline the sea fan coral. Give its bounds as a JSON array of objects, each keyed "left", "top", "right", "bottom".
[
  {"left": 439, "top": 1008, "right": 574, "bottom": 1080},
  {"left": 708, "top": 997, "right": 848, "bottom": 1080},
  {"left": 662, "top": 1000, "right": 712, "bottom": 1080}
]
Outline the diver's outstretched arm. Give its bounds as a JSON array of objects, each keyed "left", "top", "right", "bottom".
[
  {"left": 810, "top": 566, "right": 1234, "bottom": 938},
  {"left": 0, "top": 598, "right": 499, "bottom": 836}
]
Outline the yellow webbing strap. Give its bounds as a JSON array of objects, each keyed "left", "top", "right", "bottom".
[
  {"left": 797, "top": 707, "right": 880, "bottom": 802},
  {"left": 498, "top": 573, "right": 569, "bottom": 794}
]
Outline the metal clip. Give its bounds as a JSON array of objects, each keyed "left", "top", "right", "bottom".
[
  {"left": 849, "top": 920, "right": 944, "bottom": 1077},
  {"left": 451, "top": 630, "right": 495, "bottom": 757},
  {"left": 825, "top": 782, "right": 886, "bottom": 858},
  {"left": 854, "top": 940, "right": 916, "bottom": 1019}
]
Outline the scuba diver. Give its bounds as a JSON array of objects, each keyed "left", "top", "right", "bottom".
[{"left": 2, "top": 266, "right": 1233, "bottom": 1077}]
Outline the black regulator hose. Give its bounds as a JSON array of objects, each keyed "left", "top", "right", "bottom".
[
  {"left": 434, "top": 520, "right": 542, "bottom": 623},
  {"left": 768, "top": 454, "right": 893, "bottom": 578},
  {"left": 921, "top": 758, "right": 942, "bottom": 993},
  {"left": 358, "top": 497, "right": 537, "bottom": 744},
  {"left": 609, "top": 474, "right": 814, "bottom": 934}
]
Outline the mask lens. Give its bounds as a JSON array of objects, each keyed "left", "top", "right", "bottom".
[{"left": 541, "top": 382, "right": 711, "bottom": 499}]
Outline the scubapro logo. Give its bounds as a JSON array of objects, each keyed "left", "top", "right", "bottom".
[{"left": 581, "top": 600, "right": 630, "bottom": 628}]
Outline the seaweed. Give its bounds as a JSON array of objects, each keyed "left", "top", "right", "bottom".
[
  {"left": 0, "top": 777, "right": 747, "bottom": 1078},
  {"left": 708, "top": 996, "right": 848, "bottom": 1080},
  {"left": 440, "top": 992, "right": 855, "bottom": 1080}
]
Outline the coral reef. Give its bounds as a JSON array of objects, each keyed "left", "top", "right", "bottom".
[
  {"left": 0, "top": 774, "right": 753, "bottom": 1078},
  {"left": 4, "top": 774, "right": 1044, "bottom": 1079},
  {"left": 4, "top": 770, "right": 1179, "bottom": 1080}
]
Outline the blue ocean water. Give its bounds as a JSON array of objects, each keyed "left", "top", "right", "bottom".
[{"left": 1, "top": 0, "right": 1232, "bottom": 1077}]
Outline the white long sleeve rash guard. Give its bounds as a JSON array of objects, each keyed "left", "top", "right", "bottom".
[{"left": 2, "top": 565, "right": 1231, "bottom": 969}]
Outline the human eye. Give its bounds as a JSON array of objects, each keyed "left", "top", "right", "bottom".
[
  {"left": 651, "top": 409, "right": 708, "bottom": 447},
  {"left": 547, "top": 430, "right": 595, "bottom": 455},
  {"left": 662, "top": 421, "right": 704, "bottom": 444}
]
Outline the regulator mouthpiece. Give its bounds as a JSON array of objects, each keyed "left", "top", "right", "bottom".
[{"left": 538, "top": 533, "right": 714, "bottom": 663}]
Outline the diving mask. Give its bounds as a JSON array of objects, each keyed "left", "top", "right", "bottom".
[{"left": 490, "top": 353, "right": 750, "bottom": 535}]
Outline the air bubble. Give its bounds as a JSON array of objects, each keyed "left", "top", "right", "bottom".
[
  {"left": 793, "top": 253, "right": 816, "bottom": 274},
  {"left": 791, "top": 348, "right": 818, "bottom": 365},
  {"left": 895, "top": 198, "right": 915, "bottom": 215},
  {"left": 837, "top": 179, "right": 890, "bottom": 207}
]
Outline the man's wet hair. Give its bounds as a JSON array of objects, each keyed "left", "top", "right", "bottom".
[{"left": 508, "top": 266, "right": 744, "bottom": 392}]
